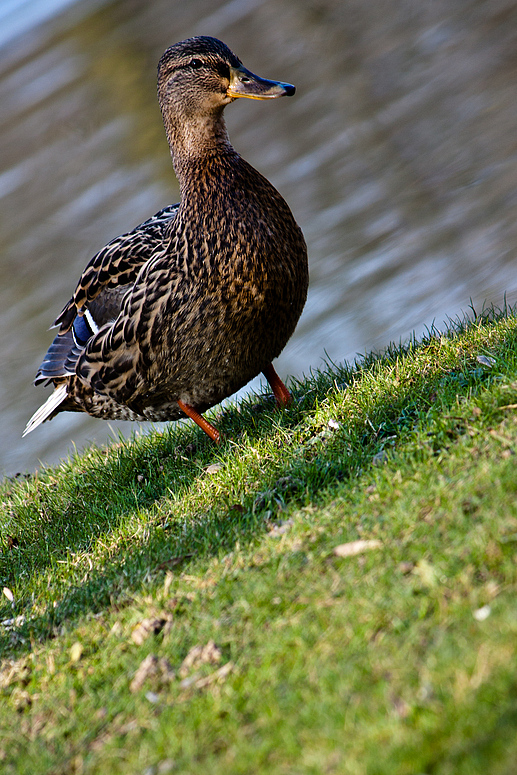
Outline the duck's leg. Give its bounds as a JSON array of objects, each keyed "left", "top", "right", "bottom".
[
  {"left": 177, "top": 399, "right": 220, "bottom": 443},
  {"left": 263, "top": 363, "right": 292, "bottom": 407}
]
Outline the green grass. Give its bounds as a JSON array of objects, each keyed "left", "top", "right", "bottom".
[{"left": 1, "top": 306, "right": 517, "bottom": 774}]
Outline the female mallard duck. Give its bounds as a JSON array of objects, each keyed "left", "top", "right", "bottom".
[{"left": 24, "top": 36, "right": 308, "bottom": 443}]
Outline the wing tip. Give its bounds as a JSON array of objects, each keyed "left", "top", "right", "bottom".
[{"left": 23, "top": 384, "right": 68, "bottom": 437}]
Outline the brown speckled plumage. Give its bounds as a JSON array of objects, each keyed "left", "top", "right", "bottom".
[{"left": 24, "top": 36, "right": 308, "bottom": 441}]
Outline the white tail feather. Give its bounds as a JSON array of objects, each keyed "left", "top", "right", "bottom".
[{"left": 22, "top": 384, "right": 68, "bottom": 437}]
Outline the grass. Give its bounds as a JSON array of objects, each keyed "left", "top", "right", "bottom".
[{"left": 1, "top": 306, "right": 517, "bottom": 774}]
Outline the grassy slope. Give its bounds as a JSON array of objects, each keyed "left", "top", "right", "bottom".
[{"left": 1, "top": 308, "right": 517, "bottom": 774}]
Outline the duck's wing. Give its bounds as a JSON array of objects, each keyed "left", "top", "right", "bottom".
[
  {"left": 35, "top": 204, "right": 179, "bottom": 386},
  {"left": 34, "top": 286, "right": 130, "bottom": 385},
  {"left": 54, "top": 204, "right": 179, "bottom": 333}
]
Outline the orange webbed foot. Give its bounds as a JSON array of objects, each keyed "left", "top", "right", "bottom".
[
  {"left": 177, "top": 399, "right": 221, "bottom": 443},
  {"left": 262, "top": 363, "right": 292, "bottom": 407}
]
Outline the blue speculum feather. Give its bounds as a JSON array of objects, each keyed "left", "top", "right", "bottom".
[{"left": 72, "top": 315, "right": 92, "bottom": 348}]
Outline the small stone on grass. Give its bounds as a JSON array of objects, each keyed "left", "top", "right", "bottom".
[
  {"left": 473, "top": 604, "right": 491, "bottom": 621},
  {"left": 476, "top": 355, "right": 496, "bottom": 367}
]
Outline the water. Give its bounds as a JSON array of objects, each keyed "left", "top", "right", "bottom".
[{"left": 2, "top": 0, "right": 517, "bottom": 477}]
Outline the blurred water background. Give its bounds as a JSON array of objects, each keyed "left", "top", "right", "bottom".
[{"left": 2, "top": 0, "right": 517, "bottom": 477}]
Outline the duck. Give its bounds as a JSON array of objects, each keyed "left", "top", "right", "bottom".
[{"left": 23, "top": 36, "right": 308, "bottom": 444}]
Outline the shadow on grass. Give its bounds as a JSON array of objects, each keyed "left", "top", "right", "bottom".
[
  {"left": 1, "top": 307, "right": 515, "bottom": 657},
  {"left": 403, "top": 675, "right": 517, "bottom": 773}
]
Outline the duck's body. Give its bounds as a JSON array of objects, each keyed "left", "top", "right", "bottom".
[{"left": 24, "top": 37, "right": 308, "bottom": 441}]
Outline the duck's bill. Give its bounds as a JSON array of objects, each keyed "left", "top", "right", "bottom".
[{"left": 227, "top": 64, "right": 295, "bottom": 100}]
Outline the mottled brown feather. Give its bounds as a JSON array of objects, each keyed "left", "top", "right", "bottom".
[{"left": 53, "top": 205, "right": 178, "bottom": 332}]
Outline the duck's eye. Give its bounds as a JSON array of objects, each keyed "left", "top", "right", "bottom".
[{"left": 189, "top": 58, "right": 203, "bottom": 69}]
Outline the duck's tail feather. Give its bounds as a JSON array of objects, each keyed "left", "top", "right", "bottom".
[{"left": 23, "top": 384, "right": 68, "bottom": 437}]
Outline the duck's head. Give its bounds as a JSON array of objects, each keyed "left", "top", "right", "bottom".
[
  {"left": 157, "top": 37, "right": 295, "bottom": 159},
  {"left": 158, "top": 36, "right": 295, "bottom": 113}
]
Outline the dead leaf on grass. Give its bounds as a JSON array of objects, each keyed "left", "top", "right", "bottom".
[
  {"left": 156, "top": 555, "right": 194, "bottom": 571},
  {"left": 0, "top": 658, "right": 31, "bottom": 690},
  {"left": 130, "top": 654, "right": 174, "bottom": 693},
  {"left": 155, "top": 760, "right": 175, "bottom": 774},
  {"left": 11, "top": 688, "right": 31, "bottom": 711},
  {"left": 131, "top": 617, "right": 171, "bottom": 646},
  {"left": 333, "top": 539, "right": 382, "bottom": 558},
  {"left": 179, "top": 661, "right": 234, "bottom": 691},
  {"left": 268, "top": 519, "right": 294, "bottom": 536},
  {"left": 412, "top": 559, "right": 437, "bottom": 588},
  {"left": 391, "top": 694, "right": 410, "bottom": 718},
  {"left": 372, "top": 450, "right": 388, "bottom": 465},
  {"left": 70, "top": 642, "right": 83, "bottom": 663},
  {"left": 2, "top": 588, "right": 14, "bottom": 603},
  {"left": 179, "top": 640, "right": 222, "bottom": 678}
]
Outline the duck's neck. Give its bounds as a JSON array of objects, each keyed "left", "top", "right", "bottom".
[{"left": 163, "top": 108, "right": 236, "bottom": 186}]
